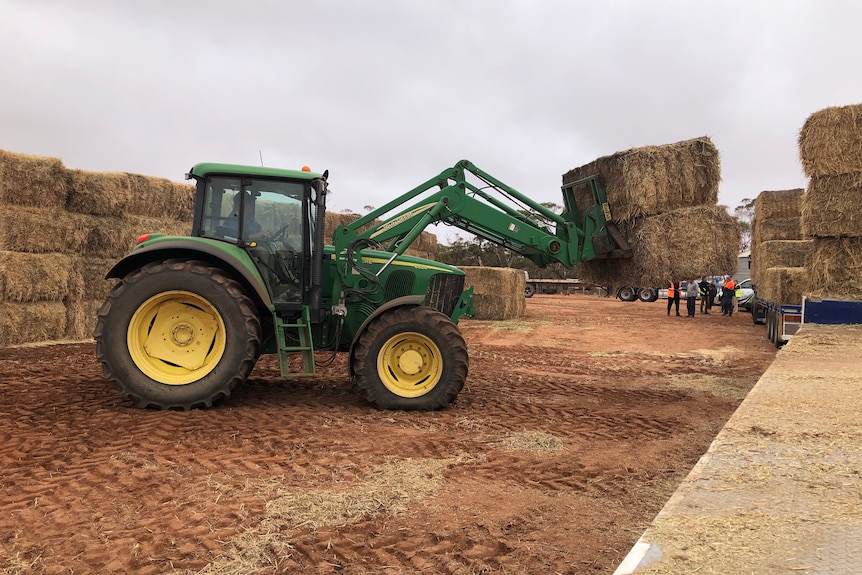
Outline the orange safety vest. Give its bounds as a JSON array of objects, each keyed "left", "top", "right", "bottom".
[
  {"left": 723, "top": 279, "right": 735, "bottom": 293},
  {"left": 668, "top": 283, "right": 677, "bottom": 298}
]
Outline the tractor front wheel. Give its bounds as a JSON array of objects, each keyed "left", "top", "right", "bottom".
[
  {"left": 94, "top": 260, "right": 261, "bottom": 410},
  {"left": 352, "top": 306, "right": 468, "bottom": 410}
]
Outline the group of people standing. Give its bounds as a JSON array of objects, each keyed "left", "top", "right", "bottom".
[{"left": 666, "top": 276, "right": 737, "bottom": 317}]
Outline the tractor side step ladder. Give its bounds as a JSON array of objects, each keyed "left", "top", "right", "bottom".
[{"left": 274, "top": 307, "right": 315, "bottom": 377}]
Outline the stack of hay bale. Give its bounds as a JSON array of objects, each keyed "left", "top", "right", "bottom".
[
  {"left": 749, "top": 189, "right": 810, "bottom": 304},
  {"left": 562, "top": 137, "right": 739, "bottom": 287},
  {"left": 798, "top": 103, "right": 862, "bottom": 300},
  {"left": 459, "top": 266, "right": 525, "bottom": 320},
  {"left": 0, "top": 149, "right": 193, "bottom": 346},
  {"left": 0, "top": 149, "right": 442, "bottom": 346}
]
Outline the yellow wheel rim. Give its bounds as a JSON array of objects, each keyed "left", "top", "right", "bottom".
[
  {"left": 377, "top": 332, "right": 442, "bottom": 398},
  {"left": 127, "top": 291, "right": 226, "bottom": 385}
]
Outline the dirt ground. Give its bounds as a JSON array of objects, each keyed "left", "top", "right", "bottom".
[{"left": 0, "top": 295, "right": 777, "bottom": 575}]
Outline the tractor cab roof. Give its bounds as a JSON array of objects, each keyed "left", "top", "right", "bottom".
[{"left": 186, "top": 162, "right": 323, "bottom": 181}]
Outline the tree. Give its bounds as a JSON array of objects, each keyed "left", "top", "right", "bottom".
[{"left": 734, "top": 198, "right": 756, "bottom": 251}]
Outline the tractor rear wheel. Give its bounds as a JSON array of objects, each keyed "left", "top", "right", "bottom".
[
  {"left": 94, "top": 259, "right": 261, "bottom": 410},
  {"left": 352, "top": 306, "right": 468, "bottom": 410}
]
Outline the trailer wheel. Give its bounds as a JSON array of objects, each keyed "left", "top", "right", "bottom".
[
  {"left": 524, "top": 283, "right": 536, "bottom": 298},
  {"left": 766, "top": 308, "right": 777, "bottom": 345},
  {"left": 617, "top": 286, "right": 638, "bottom": 302},
  {"left": 94, "top": 260, "right": 261, "bottom": 410},
  {"left": 638, "top": 288, "right": 658, "bottom": 302},
  {"left": 352, "top": 306, "right": 468, "bottom": 410}
]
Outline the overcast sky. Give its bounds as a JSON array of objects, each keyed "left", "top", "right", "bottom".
[{"left": 2, "top": 1, "right": 860, "bottom": 242}]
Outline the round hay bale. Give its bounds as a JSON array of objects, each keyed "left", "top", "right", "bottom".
[
  {"left": 805, "top": 237, "right": 862, "bottom": 300},
  {"left": 0, "top": 149, "right": 69, "bottom": 209},
  {"left": 562, "top": 136, "right": 721, "bottom": 222},
  {"left": 801, "top": 174, "right": 862, "bottom": 237},
  {"left": 0, "top": 251, "right": 74, "bottom": 302},
  {"left": 460, "top": 266, "right": 525, "bottom": 320},
  {"left": 576, "top": 205, "right": 739, "bottom": 286},
  {"left": 0, "top": 301, "right": 67, "bottom": 346},
  {"left": 67, "top": 169, "right": 131, "bottom": 216},
  {"left": 798, "top": 103, "right": 862, "bottom": 178}
]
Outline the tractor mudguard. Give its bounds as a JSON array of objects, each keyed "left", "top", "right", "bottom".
[{"left": 105, "top": 237, "right": 273, "bottom": 309}]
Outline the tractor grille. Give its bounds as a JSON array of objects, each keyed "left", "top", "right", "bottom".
[
  {"left": 384, "top": 269, "right": 416, "bottom": 301},
  {"left": 426, "top": 273, "right": 465, "bottom": 316}
]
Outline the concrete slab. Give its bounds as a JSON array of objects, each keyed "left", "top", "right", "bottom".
[{"left": 614, "top": 324, "right": 862, "bottom": 575}]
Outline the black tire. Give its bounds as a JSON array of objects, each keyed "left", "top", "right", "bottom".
[
  {"left": 766, "top": 308, "right": 776, "bottom": 345},
  {"left": 94, "top": 259, "right": 262, "bottom": 410},
  {"left": 524, "top": 283, "right": 536, "bottom": 298},
  {"left": 618, "top": 286, "right": 637, "bottom": 302},
  {"left": 352, "top": 306, "right": 468, "bottom": 410},
  {"left": 638, "top": 288, "right": 658, "bottom": 302}
]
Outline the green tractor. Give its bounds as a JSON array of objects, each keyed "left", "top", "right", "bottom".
[{"left": 95, "top": 160, "right": 629, "bottom": 410}]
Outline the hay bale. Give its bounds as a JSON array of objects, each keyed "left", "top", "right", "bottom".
[
  {"left": 67, "top": 169, "right": 131, "bottom": 216},
  {"left": 125, "top": 174, "right": 195, "bottom": 221},
  {"left": 0, "top": 206, "right": 91, "bottom": 254},
  {"left": 562, "top": 137, "right": 721, "bottom": 222},
  {"left": 576, "top": 205, "right": 739, "bottom": 286},
  {"left": 68, "top": 256, "right": 118, "bottom": 301},
  {"left": 324, "top": 211, "right": 438, "bottom": 260},
  {"left": 801, "top": 174, "right": 862, "bottom": 237},
  {"left": 753, "top": 189, "right": 803, "bottom": 222},
  {"left": 750, "top": 240, "right": 811, "bottom": 288},
  {"left": 798, "top": 103, "right": 862, "bottom": 178},
  {"left": 756, "top": 267, "right": 808, "bottom": 305},
  {"left": 806, "top": 237, "right": 862, "bottom": 300},
  {"left": 84, "top": 214, "right": 189, "bottom": 258},
  {"left": 460, "top": 266, "right": 525, "bottom": 320},
  {"left": 0, "top": 301, "right": 67, "bottom": 346},
  {"left": 0, "top": 149, "right": 69, "bottom": 208},
  {"left": 751, "top": 217, "right": 803, "bottom": 245},
  {"left": 65, "top": 299, "right": 103, "bottom": 340},
  {"left": 0, "top": 251, "right": 74, "bottom": 302}
]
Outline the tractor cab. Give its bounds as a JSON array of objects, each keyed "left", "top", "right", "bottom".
[{"left": 188, "top": 163, "right": 326, "bottom": 311}]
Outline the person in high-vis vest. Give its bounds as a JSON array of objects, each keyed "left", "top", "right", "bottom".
[
  {"left": 734, "top": 282, "right": 742, "bottom": 313},
  {"left": 721, "top": 275, "right": 736, "bottom": 316},
  {"left": 667, "top": 281, "right": 681, "bottom": 316}
]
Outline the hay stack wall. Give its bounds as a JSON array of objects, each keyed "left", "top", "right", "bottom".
[
  {"left": 563, "top": 137, "right": 738, "bottom": 286},
  {"left": 799, "top": 103, "right": 862, "bottom": 300},
  {"left": 748, "top": 189, "right": 810, "bottom": 297},
  {"left": 459, "top": 267, "right": 525, "bottom": 320},
  {"left": 0, "top": 149, "right": 439, "bottom": 346},
  {"left": 0, "top": 150, "right": 197, "bottom": 346}
]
